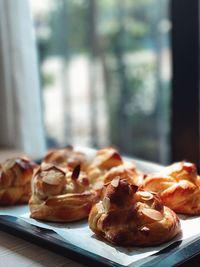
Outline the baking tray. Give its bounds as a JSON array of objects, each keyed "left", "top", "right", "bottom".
[
  {"left": 0, "top": 150, "right": 200, "bottom": 267},
  {"left": 0, "top": 214, "right": 200, "bottom": 267}
]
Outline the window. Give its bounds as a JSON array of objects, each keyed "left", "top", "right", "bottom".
[{"left": 30, "top": 0, "right": 172, "bottom": 163}]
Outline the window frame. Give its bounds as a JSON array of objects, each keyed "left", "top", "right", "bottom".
[{"left": 170, "top": 0, "right": 200, "bottom": 165}]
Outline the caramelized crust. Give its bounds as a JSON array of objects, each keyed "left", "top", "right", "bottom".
[
  {"left": 29, "top": 165, "right": 98, "bottom": 222},
  {"left": 43, "top": 146, "right": 88, "bottom": 171},
  {"left": 0, "top": 158, "right": 37, "bottom": 205},
  {"left": 89, "top": 178, "right": 180, "bottom": 246},
  {"left": 143, "top": 161, "right": 200, "bottom": 215}
]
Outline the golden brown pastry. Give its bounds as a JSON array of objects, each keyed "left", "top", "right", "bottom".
[
  {"left": 87, "top": 147, "right": 143, "bottom": 189},
  {"left": 43, "top": 146, "right": 88, "bottom": 171},
  {"left": 103, "top": 161, "right": 144, "bottom": 187},
  {"left": 143, "top": 161, "right": 200, "bottom": 215},
  {"left": 0, "top": 157, "right": 37, "bottom": 205},
  {"left": 89, "top": 177, "right": 180, "bottom": 246},
  {"left": 29, "top": 164, "right": 98, "bottom": 222}
]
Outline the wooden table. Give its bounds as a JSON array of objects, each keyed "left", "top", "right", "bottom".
[
  {"left": 0, "top": 149, "right": 85, "bottom": 267},
  {"left": 0, "top": 230, "right": 84, "bottom": 267}
]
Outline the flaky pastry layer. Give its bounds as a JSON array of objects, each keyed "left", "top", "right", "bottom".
[{"left": 143, "top": 161, "right": 200, "bottom": 215}]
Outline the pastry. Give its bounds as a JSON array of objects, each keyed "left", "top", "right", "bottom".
[
  {"left": 103, "top": 161, "right": 144, "bottom": 187},
  {"left": 43, "top": 146, "right": 88, "bottom": 171},
  {"left": 87, "top": 147, "right": 143, "bottom": 189},
  {"left": 29, "top": 164, "right": 98, "bottom": 222},
  {"left": 0, "top": 157, "right": 37, "bottom": 205},
  {"left": 89, "top": 177, "right": 180, "bottom": 246},
  {"left": 142, "top": 161, "right": 200, "bottom": 214}
]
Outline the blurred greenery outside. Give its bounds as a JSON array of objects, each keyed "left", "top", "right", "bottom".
[{"left": 31, "top": 0, "right": 171, "bottom": 163}]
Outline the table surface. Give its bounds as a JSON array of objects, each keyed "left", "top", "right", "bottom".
[
  {"left": 0, "top": 149, "right": 85, "bottom": 267},
  {"left": 0, "top": 230, "right": 84, "bottom": 267}
]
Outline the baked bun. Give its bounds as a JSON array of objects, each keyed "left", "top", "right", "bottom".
[
  {"left": 43, "top": 146, "right": 88, "bottom": 171},
  {"left": 103, "top": 161, "right": 144, "bottom": 187},
  {"left": 29, "top": 164, "right": 98, "bottom": 222},
  {"left": 87, "top": 147, "right": 144, "bottom": 189},
  {"left": 87, "top": 148, "right": 127, "bottom": 185},
  {"left": 89, "top": 178, "right": 180, "bottom": 246},
  {"left": 0, "top": 157, "right": 37, "bottom": 205},
  {"left": 143, "top": 161, "right": 200, "bottom": 215}
]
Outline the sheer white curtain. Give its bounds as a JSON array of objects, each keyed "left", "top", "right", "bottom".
[{"left": 0, "top": 0, "right": 46, "bottom": 157}]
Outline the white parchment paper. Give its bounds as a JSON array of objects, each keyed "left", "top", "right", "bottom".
[
  {"left": 0, "top": 209, "right": 199, "bottom": 266},
  {"left": 17, "top": 213, "right": 200, "bottom": 266}
]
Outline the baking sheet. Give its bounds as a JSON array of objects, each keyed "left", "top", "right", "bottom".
[
  {"left": 20, "top": 213, "right": 182, "bottom": 266},
  {"left": 0, "top": 148, "right": 199, "bottom": 266},
  {"left": 0, "top": 207, "right": 199, "bottom": 266}
]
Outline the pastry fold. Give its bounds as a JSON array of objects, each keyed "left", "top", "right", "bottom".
[
  {"left": 43, "top": 146, "right": 88, "bottom": 171},
  {"left": 143, "top": 161, "right": 200, "bottom": 214},
  {"left": 0, "top": 158, "right": 37, "bottom": 205},
  {"left": 29, "top": 164, "right": 98, "bottom": 222},
  {"left": 87, "top": 147, "right": 143, "bottom": 189}
]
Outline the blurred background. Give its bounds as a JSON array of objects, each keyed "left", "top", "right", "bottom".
[
  {"left": 0, "top": 0, "right": 198, "bottom": 165},
  {"left": 31, "top": 0, "right": 171, "bottom": 163}
]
